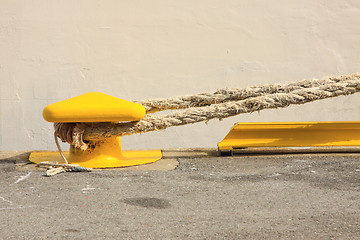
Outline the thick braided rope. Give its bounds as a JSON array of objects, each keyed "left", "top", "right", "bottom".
[
  {"left": 138, "top": 74, "right": 358, "bottom": 113},
  {"left": 54, "top": 73, "right": 360, "bottom": 149}
]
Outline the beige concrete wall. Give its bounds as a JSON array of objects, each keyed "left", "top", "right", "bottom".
[{"left": 1, "top": 0, "right": 360, "bottom": 150}]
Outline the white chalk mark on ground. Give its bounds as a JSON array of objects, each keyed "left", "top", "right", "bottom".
[
  {"left": 0, "top": 206, "right": 33, "bottom": 211},
  {"left": 82, "top": 185, "right": 96, "bottom": 193},
  {"left": 0, "top": 197, "right": 13, "bottom": 205},
  {"left": 14, "top": 172, "right": 32, "bottom": 184},
  {"left": 269, "top": 173, "right": 281, "bottom": 178}
]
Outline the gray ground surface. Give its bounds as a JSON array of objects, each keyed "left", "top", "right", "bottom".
[{"left": 1, "top": 151, "right": 360, "bottom": 239}]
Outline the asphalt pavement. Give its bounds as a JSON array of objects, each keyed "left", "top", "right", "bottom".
[{"left": 0, "top": 150, "right": 360, "bottom": 239}]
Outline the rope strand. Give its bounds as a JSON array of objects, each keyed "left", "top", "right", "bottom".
[{"left": 138, "top": 74, "right": 359, "bottom": 113}]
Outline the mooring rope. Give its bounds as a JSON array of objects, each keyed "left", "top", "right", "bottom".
[
  {"left": 54, "top": 73, "right": 360, "bottom": 150},
  {"left": 138, "top": 74, "right": 359, "bottom": 113}
]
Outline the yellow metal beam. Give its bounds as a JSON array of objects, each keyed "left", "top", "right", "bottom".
[{"left": 218, "top": 121, "right": 360, "bottom": 154}]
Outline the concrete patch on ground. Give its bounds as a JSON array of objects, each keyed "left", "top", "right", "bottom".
[
  {"left": 0, "top": 149, "right": 220, "bottom": 172},
  {"left": 1, "top": 150, "right": 216, "bottom": 172}
]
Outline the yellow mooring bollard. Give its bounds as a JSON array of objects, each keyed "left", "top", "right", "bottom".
[{"left": 30, "top": 92, "right": 162, "bottom": 168}]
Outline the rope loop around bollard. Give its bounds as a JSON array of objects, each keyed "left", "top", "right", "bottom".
[{"left": 54, "top": 73, "right": 360, "bottom": 150}]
